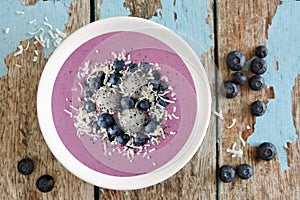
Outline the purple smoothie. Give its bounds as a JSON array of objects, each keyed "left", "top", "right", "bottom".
[{"left": 52, "top": 31, "right": 197, "bottom": 176}]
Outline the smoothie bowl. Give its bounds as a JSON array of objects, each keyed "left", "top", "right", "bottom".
[{"left": 37, "top": 17, "right": 211, "bottom": 190}]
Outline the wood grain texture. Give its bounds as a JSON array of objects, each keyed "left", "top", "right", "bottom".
[
  {"left": 97, "top": 0, "right": 217, "bottom": 199},
  {"left": 0, "top": 0, "right": 94, "bottom": 199},
  {"left": 218, "top": 0, "right": 300, "bottom": 199}
]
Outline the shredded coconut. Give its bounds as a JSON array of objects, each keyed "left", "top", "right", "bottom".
[
  {"left": 3, "top": 28, "right": 10, "bottom": 34},
  {"left": 213, "top": 110, "right": 224, "bottom": 120},
  {"left": 227, "top": 118, "right": 237, "bottom": 129},
  {"left": 16, "top": 11, "right": 25, "bottom": 15}
]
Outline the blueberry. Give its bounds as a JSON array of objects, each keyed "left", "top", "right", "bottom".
[
  {"left": 255, "top": 45, "right": 268, "bottom": 58},
  {"left": 97, "top": 113, "right": 114, "bottom": 129},
  {"left": 17, "top": 158, "right": 34, "bottom": 175},
  {"left": 232, "top": 72, "right": 247, "bottom": 85},
  {"left": 237, "top": 164, "right": 253, "bottom": 180},
  {"left": 158, "top": 95, "right": 169, "bottom": 107},
  {"left": 108, "top": 72, "right": 121, "bottom": 85},
  {"left": 257, "top": 142, "right": 277, "bottom": 161},
  {"left": 88, "top": 76, "right": 103, "bottom": 90},
  {"left": 108, "top": 124, "right": 124, "bottom": 137},
  {"left": 226, "top": 51, "right": 246, "bottom": 71},
  {"left": 249, "top": 75, "right": 265, "bottom": 91},
  {"left": 138, "top": 99, "right": 150, "bottom": 110},
  {"left": 220, "top": 81, "right": 239, "bottom": 98},
  {"left": 149, "top": 80, "right": 160, "bottom": 90},
  {"left": 144, "top": 121, "right": 157, "bottom": 133},
  {"left": 134, "top": 133, "right": 149, "bottom": 146},
  {"left": 97, "top": 71, "right": 105, "bottom": 79},
  {"left": 159, "top": 81, "right": 168, "bottom": 91},
  {"left": 250, "top": 100, "right": 266, "bottom": 116},
  {"left": 113, "top": 59, "right": 125, "bottom": 71},
  {"left": 117, "top": 134, "right": 130, "bottom": 145},
  {"left": 84, "top": 101, "right": 96, "bottom": 113},
  {"left": 120, "top": 97, "right": 135, "bottom": 109},
  {"left": 152, "top": 70, "right": 161, "bottom": 80},
  {"left": 36, "top": 174, "right": 55, "bottom": 193},
  {"left": 250, "top": 58, "right": 267, "bottom": 75},
  {"left": 219, "top": 165, "right": 236, "bottom": 183},
  {"left": 93, "top": 121, "right": 101, "bottom": 132},
  {"left": 128, "top": 63, "right": 138, "bottom": 72},
  {"left": 140, "top": 62, "right": 151, "bottom": 73},
  {"left": 84, "top": 90, "right": 93, "bottom": 98}
]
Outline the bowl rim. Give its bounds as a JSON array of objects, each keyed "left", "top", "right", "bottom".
[{"left": 37, "top": 16, "right": 212, "bottom": 190}]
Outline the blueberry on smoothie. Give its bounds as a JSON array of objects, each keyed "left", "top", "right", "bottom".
[
  {"left": 152, "top": 70, "right": 161, "bottom": 80},
  {"left": 117, "top": 134, "right": 130, "bottom": 145},
  {"left": 255, "top": 45, "right": 268, "bottom": 58},
  {"left": 257, "top": 142, "right": 277, "bottom": 161},
  {"left": 249, "top": 75, "right": 265, "bottom": 91},
  {"left": 120, "top": 97, "right": 135, "bottom": 109},
  {"left": 97, "top": 113, "right": 114, "bottom": 129},
  {"left": 128, "top": 63, "right": 138, "bottom": 72},
  {"left": 158, "top": 95, "right": 170, "bottom": 107},
  {"left": 113, "top": 59, "right": 125, "bottom": 71},
  {"left": 17, "top": 158, "right": 34, "bottom": 175},
  {"left": 138, "top": 99, "right": 150, "bottom": 111},
  {"left": 226, "top": 50, "right": 246, "bottom": 71},
  {"left": 88, "top": 76, "right": 103, "bottom": 90},
  {"left": 158, "top": 81, "right": 168, "bottom": 91},
  {"left": 84, "top": 101, "right": 96, "bottom": 113},
  {"left": 237, "top": 164, "right": 253, "bottom": 180},
  {"left": 250, "top": 100, "right": 266, "bottom": 116},
  {"left": 219, "top": 165, "right": 236, "bottom": 183},
  {"left": 220, "top": 81, "right": 239, "bottom": 98},
  {"left": 144, "top": 121, "right": 157, "bottom": 133},
  {"left": 250, "top": 58, "right": 267, "bottom": 75},
  {"left": 108, "top": 124, "right": 124, "bottom": 137},
  {"left": 140, "top": 62, "right": 151, "bottom": 73},
  {"left": 134, "top": 133, "right": 149, "bottom": 146},
  {"left": 84, "top": 90, "right": 93, "bottom": 98},
  {"left": 108, "top": 72, "right": 121, "bottom": 85},
  {"left": 232, "top": 72, "right": 247, "bottom": 85},
  {"left": 36, "top": 174, "right": 55, "bottom": 193},
  {"left": 149, "top": 80, "right": 160, "bottom": 91}
]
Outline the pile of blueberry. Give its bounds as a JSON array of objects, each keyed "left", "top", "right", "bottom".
[
  {"left": 17, "top": 157, "right": 55, "bottom": 192},
  {"left": 221, "top": 46, "right": 269, "bottom": 116},
  {"left": 219, "top": 142, "right": 277, "bottom": 183},
  {"left": 81, "top": 57, "right": 171, "bottom": 148}
]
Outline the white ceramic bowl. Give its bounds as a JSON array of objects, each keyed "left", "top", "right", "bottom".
[{"left": 37, "top": 17, "right": 211, "bottom": 190}]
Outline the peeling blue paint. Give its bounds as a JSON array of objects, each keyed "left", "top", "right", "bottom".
[
  {"left": 100, "top": 0, "right": 212, "bottom": 51},
  {"left": 0, "top": 0, "right": 72, "bottom": 77},
  {"left": 248, "top": 1, "right": 300, "bottom": 170}
]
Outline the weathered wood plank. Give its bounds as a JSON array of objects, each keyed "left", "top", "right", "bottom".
[
  {"left": 218, "top": 0, "right": 300, "bottom": 199},
  {"left": 97, "top": 0, "right": 217, "bottom": 199},
  {"left": 0, "top": 0, "right": 94, "bottom": 199}
]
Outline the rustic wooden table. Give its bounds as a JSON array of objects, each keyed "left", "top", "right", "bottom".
[{"left": 1, "top": 0, "right": 300, "bottom": 199}]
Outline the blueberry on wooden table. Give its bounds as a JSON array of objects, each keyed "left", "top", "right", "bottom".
[
  {"left": 250, "top": 100, "right": 266, "bottom": 116},
  {"left": 250, "top": 58, "right": 267, "bottom": 75},
  {"left": 232, "top": 72, "right": 247, "bottom": 85},
  {"left": 226, "top": 50, "right": 246, "bottom": 71},
  {"left": 249, "top": 75, "right": 265, "bottom": 91},
  {"left": 36, "top": 175, "right": 55, "bottom": 193},
  {"left": 220, "top": 81, "right": 239, "bottom": 98},
  {"left": 255, "top": 45, "right": 268, "bottom": 58},
  {"left": 257, "top": 142, "right": 277, "bottom": 161},
  {"left": 17, "top": 158, "right": 34, "bottom": 175},
  {"left": 219, "top": 165, "right": 236, "bottom": 183},
  {"left": 237, "top": 164, "right": 253, "bottom": 180}
]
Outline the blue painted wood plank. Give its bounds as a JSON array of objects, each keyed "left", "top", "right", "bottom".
[
  {"left": 0, "top": 0, "right": 72, "bottom": 77},
  {"left": 248, "top": 0, "right": 300, "bottom": 170}
]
